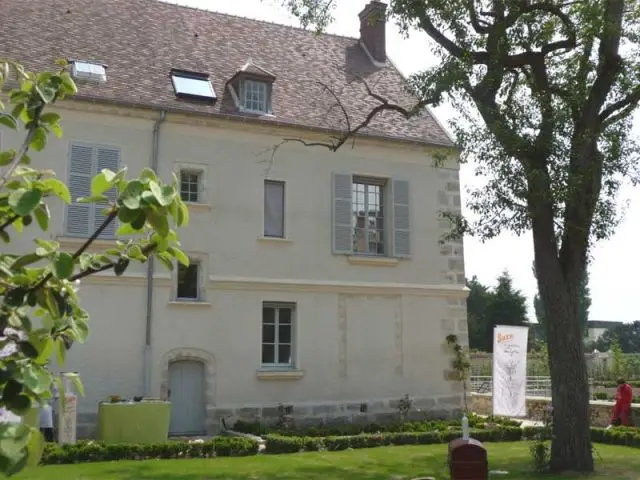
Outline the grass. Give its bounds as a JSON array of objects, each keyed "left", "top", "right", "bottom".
[{"left": 15, "top": 442, "right": 640, "bottom": 480}]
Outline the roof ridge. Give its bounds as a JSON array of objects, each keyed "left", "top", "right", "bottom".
[{"left": 155, "top": 0, "right": 359, "bottom": 42}]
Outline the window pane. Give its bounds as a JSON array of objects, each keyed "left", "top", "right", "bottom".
[
  {"left": 177, "top": 263, "right": 199, "bottom": 299},
  {"left": 278, "top": 324, "right": 291, "bottom": 343},
  {"left": 180, "top": 170, "right": 200, "bottom": 203},
  {"left": 278, "top": 307, "right": 292, "bottom": 324},
  {"left": 262, "top": 344, "right": 275, "bottom": 364},
  {"left": 244, "top": 80, "right": 267, "bottom": 112},
  {"left": 277, "top": 344, "right": 291, "bottom": 365},
  {"left": 264, "top": 181, "right": 284, "bottom": 237},
  {"left": 263, "top": 306, "right": 275, "bottom": 324},
  {"left": 351, "top": 179, "right": 385, "bottom": 255},
  {"left": 172, "top": 75, "right": 216, "bottom": 99},
  {"left": 262, "top": 324, "right": 275, "bottom": 343}
]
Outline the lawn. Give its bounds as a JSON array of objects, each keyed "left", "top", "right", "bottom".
[{"left": 15, "top": 442, "right": 640, "bottom": 480}]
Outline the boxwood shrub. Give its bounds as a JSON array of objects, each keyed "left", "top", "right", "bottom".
[{"left": 41, "top": 436, "right": 259, "bottom": 465}]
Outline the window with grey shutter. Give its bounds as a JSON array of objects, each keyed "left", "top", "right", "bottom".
[
  {"left": 264, "top": 180, "right": 285, "bottom": 238},
  {"left": 95, "top": 147, "right": 120, "bottom": 237},
  {"left": 66, "top": 144, "right": 93, "bottom": 237},
  {"left": 66, "top": 143, "right": 120, "bottom": 238},
  {"left": 332, "top": 172, "right": 353, "bottom": 254},
  {"left": 392, "top": 179, "right": 411, "bottom": 257}
]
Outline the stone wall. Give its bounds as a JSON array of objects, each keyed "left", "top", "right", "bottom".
[
  {"left": 217, "top": 394, "right": 463, "bottom": 430},
  {"left": 471, "top": 393, "right": 640, "bottom": 428}
]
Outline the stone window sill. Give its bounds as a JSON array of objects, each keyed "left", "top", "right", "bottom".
[
  {"left": 347, "top": 255, "right": 399, "bottom": 267},
  {"left": 184, "top": 202, "right": 211, "bottom": 212},
  {"left": 168, "top": 300, "right": 212, "bottom": 308},
  {"left": 256, "top": 369, "right": 304, "bottom": 380},
  {"left": 257, "top": 236, "right": 293, "bottom": 245}
]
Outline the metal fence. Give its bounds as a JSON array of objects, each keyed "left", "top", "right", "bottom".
[{"left": 470, "top": 375, "right": 553, "bottom": 398}]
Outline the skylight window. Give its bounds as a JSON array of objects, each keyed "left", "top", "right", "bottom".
[
  {"left": 171, "top": 70, "right": 216, "bottom": 101},
  {"left": 71, "top": 61, "right": 107, "bottom": 83}
]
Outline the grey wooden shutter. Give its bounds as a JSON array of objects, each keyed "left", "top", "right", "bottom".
[
  {"left": 95, "top": 147, "right": 120, "bottom": 238},
  {"left": 66, "top": 144, "right": 93, "bottom": 236},
  {"left": 392, "top": 179, "right": 411, "bottom": 257},
  {"left": 332, "top": 172, "right": 352, "bottom": 254}
]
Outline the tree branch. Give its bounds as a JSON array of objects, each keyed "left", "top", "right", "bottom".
[
  {"left": 599, "top": 85, "right": 640, "bottom": 124},
  {"left": 0, "top": 215, "right": 19, "bottom": 233},
  {"left": 69, "top": 243, "right": 157, "bottom": 282}
]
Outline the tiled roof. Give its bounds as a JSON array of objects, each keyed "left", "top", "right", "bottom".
[{"left": 0, "top": 0, "right": 454, "bottom": 147}]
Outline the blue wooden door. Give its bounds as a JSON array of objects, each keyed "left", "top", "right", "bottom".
[{"left": 169, "top": 361, "right": 205, "bottom": 435}]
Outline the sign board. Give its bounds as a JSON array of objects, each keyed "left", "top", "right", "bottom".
[
  {"left": 57, "top": 394, "right": 77, "bottom": 444},
  {"left": 492, "top": 325, "right": 529, "bottom": 417}
]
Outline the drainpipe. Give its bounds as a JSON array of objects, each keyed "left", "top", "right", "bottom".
[{"left": 143, "top": 110, "right": 166, "bottom": 396}]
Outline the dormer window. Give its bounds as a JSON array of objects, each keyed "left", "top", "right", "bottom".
[
  {"left": 227, "top": 60, "right": 275, "bottom": 115},
  {"left": 171, "top": 69, "right": 216, "bottom": 102},
  {"left": 242, "top": 79, "right": 268, "bottom": 113},
  {"left": 71, "top": 60, "right": 107, "bottom": 83}
]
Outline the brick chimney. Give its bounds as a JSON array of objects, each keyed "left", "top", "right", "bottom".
[{"left": 359, "top": 1, "right": 387, "bottom": 64}]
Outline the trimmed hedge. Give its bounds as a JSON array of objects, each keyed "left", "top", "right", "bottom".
[
  {"left": 234, "top": 414, "right": 520, "bottom": 438},
  {"left": 41, "top": 437, "right": 259, "bottom": 465},
  {"left": 264, "top": 427, "right": 524, "bottom": 454}
]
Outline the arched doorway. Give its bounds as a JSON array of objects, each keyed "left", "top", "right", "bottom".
[{"left": 168, "top": 360, "right": 205, "bottom": 435}]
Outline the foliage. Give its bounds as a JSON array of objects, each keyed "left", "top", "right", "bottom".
[
  {"left": 284, "top": 0, "right": 640, "bottom": 471},
  {"left": 466, "top": 272, "right": 528, "bottom": 352},
  {"left": 232, "top": 414, "right": 521, "bottom": 438},
  {"left": 594, "top": 322, "right": 640, "bottom": 353},
  {"left": 529, "top": 404, "right": 554, "bottom": 473},
  {"left": 0, "top": 59, "right": 188, "bottom": 475},
  {"left": 264, "top": 426, "right": 525, "bottom": 453},
  {"left": 445, "top": 333, "right": 470, "bottom": 410},
  {"left": 40, "top": 437, "right": 258, "bottom": 465},
  {"left": 395, "top": 394, "right": 413, "bottom": 421}
]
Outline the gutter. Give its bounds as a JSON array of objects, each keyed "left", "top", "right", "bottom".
[{"left": 143, "top": 110, "right": 166, "bottom": 397}]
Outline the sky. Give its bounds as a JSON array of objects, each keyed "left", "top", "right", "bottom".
[{"left": 166, "top": 0, "right": 640, "bottom": 323}]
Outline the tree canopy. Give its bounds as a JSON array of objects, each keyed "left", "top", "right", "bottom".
[
  {"left": 283, "top": 0, "right": 640, "bottom": 472},
  {"left": 592, "top": 321, "right": 640, "bottom": 353},
  {"left": 467, "top": 272, "right": 529, "bottom": 352},
  {"left": 0, "top": 60, "right": 188, "bottom": 475}
]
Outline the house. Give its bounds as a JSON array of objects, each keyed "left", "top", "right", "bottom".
[{"left": 0, "top": 0, "right": 467, "bottom": 437}]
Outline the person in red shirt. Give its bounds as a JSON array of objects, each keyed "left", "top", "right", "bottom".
[{"left": 609, "top": 378, "right": 633, "bottom": 427}]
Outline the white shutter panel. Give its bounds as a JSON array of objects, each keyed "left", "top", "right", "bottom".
[
  {"left": 332, "top": 172, "right": 352, "bottom": 254},
  {"left": 66, "top": 144, "right": 93, "bottom": 236},
  {"left": 392, "top": 179, "right": 411, "bottom": 258},
  {"left": 95, "top": 147, "right": 120, "bottom": 238}
]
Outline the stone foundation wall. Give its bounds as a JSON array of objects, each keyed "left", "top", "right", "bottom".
[
  {"left": 73, "top": 394, "right": 463, "bottom": 439},
  {"left": 471, "top": 393, "right": 640, "bottom": 428}
]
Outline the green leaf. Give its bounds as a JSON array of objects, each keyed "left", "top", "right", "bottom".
[
  {"left": 146, "top": 208, "right": 169, "bottom": 237},
  {"left": 51, "top": 252, "right": 74, "bottom": 279},
  {"left": 41, "top": 178, "right": 71, "bottom": 203},
  {"left": 130, "top": 211, "right": 146, "bottom": 230},
  {"left": 33, "top": 204, "right": 50, "bottom": 230},
  {"left": 120, "top": 180, "right": 145, "bottom": 210},
  {"left": 156, "top": 252, "right": 174, "bottom": 271},
  {"left": 0, "top": 114, "right": 17, "bottom": 130},
  {"left": 177, "top": 200, "right": 189, "bottom": 227},
  {"left": 10, "top": 103, "right": 24, "bottom": 122},
  {"left": 116, "top": 207, "right": 138, "bottom": 223},
  {"left": 12, "top": 253, "right": 42, "bottom": 269},
  {"left": 29, "top": 127, "right": 47, "bottom": 152},
  {"left": 77, "top": 195, "right": 108, "bottom": 203},
  {"left": 55, "top": 338, "right": 66, "bottom": 365},
  {"left": 91, "top": 172, "right": 111, "bottom": 196},
  {"left": 8, "top": 189, "right": 42, "bottom": 216},
  {"left": 60, "top": 72, "right": 77, "bottom": 95},
  {"left": 168, "top": 246, "right": 189, "bottom": 266},
  {"left": 22, "top": 365, "right": 51, "bottom": 395},
  {"left": 116, "top": 223, "right": 143, "bottom": 236},
  {"left": 113, "top": 258, "right": 130, "bottom": 276},
  {"left": 40, "top": 112, "right": 61, "bottom": 124},
  {"left": 50, "top": 122, "right": 63, "bottom": 139},
  {"left": 0, "top": 150, "right": 16, "bottom": 166},
  {"left": 140, "top": 168, "right": 157, "bottom": 182},
  {"left": 70, "top": 375, "right": 85, "bottom": 397},
  {"left": 128, "top": 244, "right": 147, "bottom": 261},
  {"left": 17, "top": 342, "right": 38, "bottom": 359}
]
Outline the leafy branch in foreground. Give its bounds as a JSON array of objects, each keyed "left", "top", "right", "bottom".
[{"left": 0, "top": 59, "right": 189, "bottom": 476}]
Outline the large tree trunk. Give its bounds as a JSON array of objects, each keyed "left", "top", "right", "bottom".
[{"left": 535, "top": 239, "right": 593, "bottom": 472}]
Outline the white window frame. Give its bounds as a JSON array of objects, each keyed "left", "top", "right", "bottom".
[
  {"left": 174, "top": 162, "right": 209, "bottom": 210},
  {"left": 174, "top": 254, "right": 207, "bottom": 303},
  {"left": 261, "top": 302, "right": 296, "bottom": 369},
  {"left": 71, "top": 60, "right": 107, "bottom": 83},
  {"left": 179, "top": 169, "right": 202, "bottom": 203},
  {"left": 263, "top": 179, "right": 286, "bottom": 238},
  {"left": 351, "top": 176, "right": 387, "bottom": 256},
  {"left": 242, "top": 79, "right": 269, "bottom": 113}
]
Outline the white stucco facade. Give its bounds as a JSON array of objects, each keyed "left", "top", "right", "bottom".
[{"left": 6, "top": 102, "right": 467, "bottom": 436}]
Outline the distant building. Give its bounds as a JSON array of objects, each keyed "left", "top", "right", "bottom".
[{"left": 585, "top": 321, "right": 624, "bottom": 343}]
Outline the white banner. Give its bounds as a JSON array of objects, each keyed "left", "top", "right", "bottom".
[
  {"left": 492, "top": 325, "right": 529, "bottom": 417},
  {"left": 57, "top": 394, "right": 77, "bottom": 444}
]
